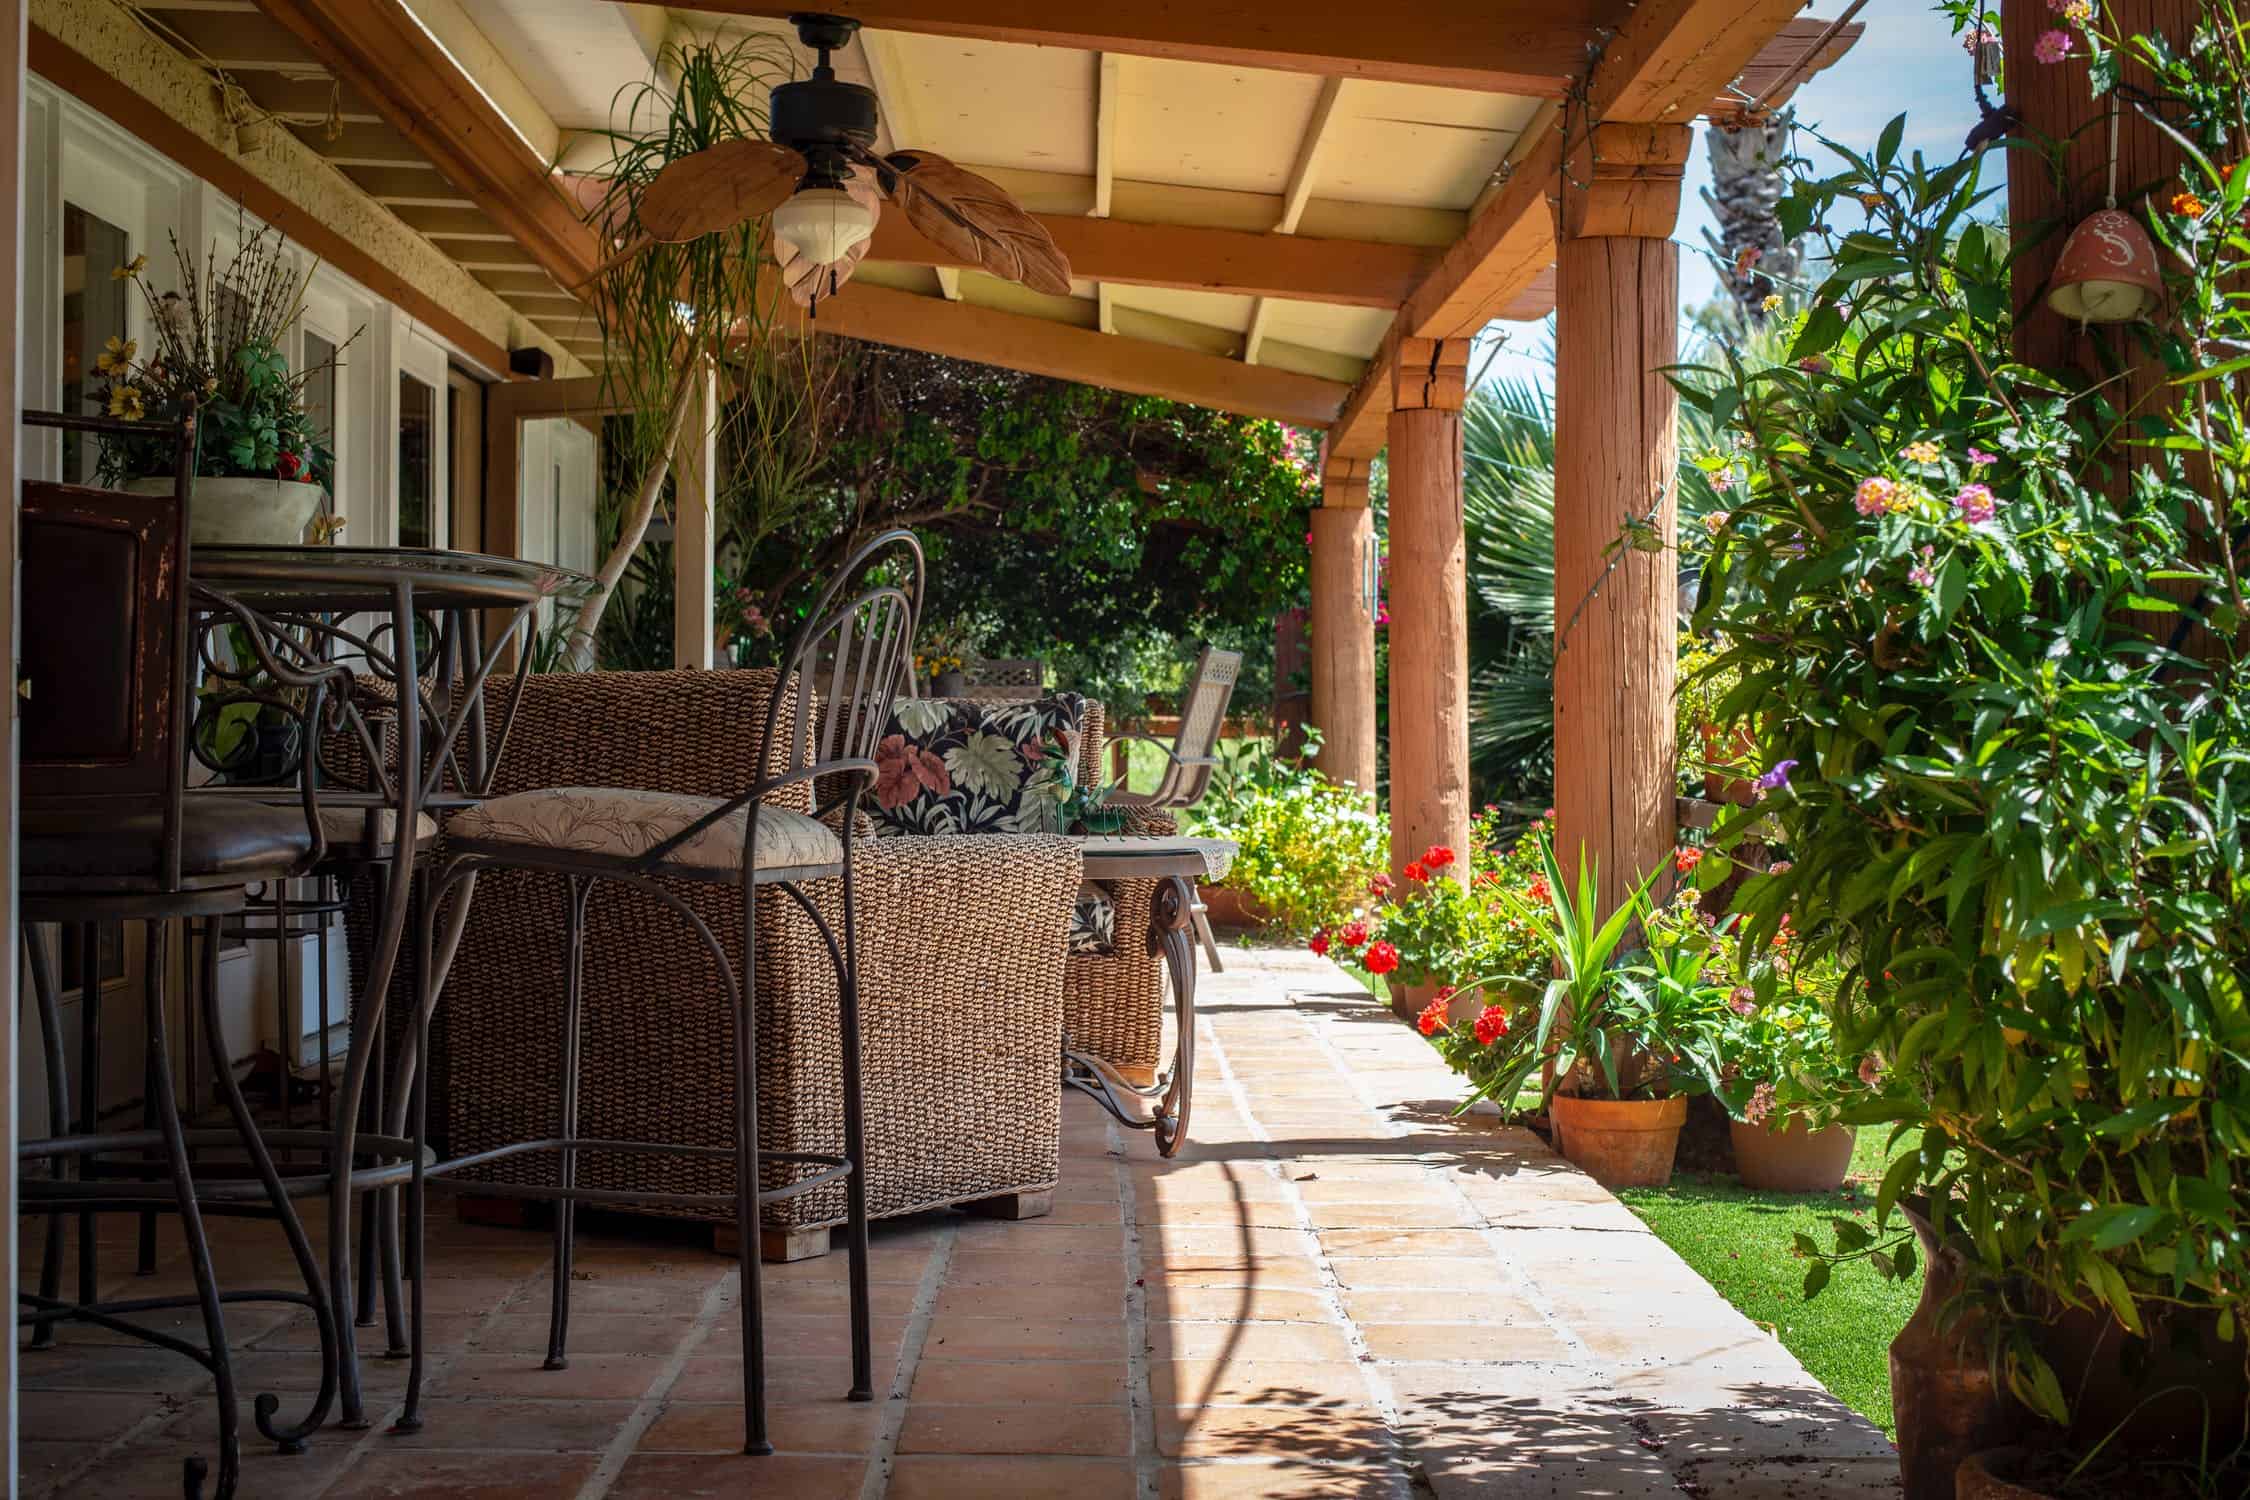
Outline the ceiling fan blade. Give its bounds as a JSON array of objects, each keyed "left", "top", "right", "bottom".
[
  {"left": 637, "top": 139, "right": 807, "bottom": 243},
  {"left": 884, "top": 149, "right": 1073, "bottom": 297}
]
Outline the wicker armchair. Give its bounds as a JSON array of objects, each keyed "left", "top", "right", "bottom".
[
  {"left": 358, "top": 668, "right": 1077, "bottom": 1261},
  {"left": 1063, "top": 703, "right": 1181, "bottom": 1082}
]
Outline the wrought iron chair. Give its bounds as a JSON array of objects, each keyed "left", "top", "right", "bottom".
[
  {"left": 402, "top": 530, "right": 922, "bottom": 1455},
  {"left": 1102, "top": 644, "right": 1243, "bottom": 967},
  {"left": 16, "top": 405, "right": 370, "bottom": 1499}
]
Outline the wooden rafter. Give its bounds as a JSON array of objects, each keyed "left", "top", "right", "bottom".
[
  {"left": 867, "top": 212, "right": 1432, "bottom": 308},
  {"left": 252, "top": 0, "right": 603, "bottom": 293},
  {"left": 669, "top": 0, "right": 1631, "bottom": 95},
  {"left": 1326, "top": 0, "right": 1839, "bottom": 457},
  {"left": 1093, "top": 52, "right": 1121, "bottom": 219},
  {"left": 799, "top": 282, "right": 1348, "bottom": 426},
  {"left": 1247, "top": 75, "right": 1348, "bottom": 367}
]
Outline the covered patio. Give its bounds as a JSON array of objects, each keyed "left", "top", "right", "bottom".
[{"left": 21, "top": 948, "right": 1895, "bottom": 1499}]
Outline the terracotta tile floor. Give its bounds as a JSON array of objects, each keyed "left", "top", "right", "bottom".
[{"left": 17, "top": 949, "right": 1900, "bottom": 1498}]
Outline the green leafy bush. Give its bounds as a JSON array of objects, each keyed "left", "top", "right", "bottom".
[
  {"left": 1685, "top": 13, "right": 2250, "bottom": 1419},
  {"left": 1203, "top": 770, "right": 1383, "bottom": 939}
]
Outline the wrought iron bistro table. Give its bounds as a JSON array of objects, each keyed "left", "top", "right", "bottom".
[
  {"left": 1063, "top": 835, "right": 1236, "bottom": 1157},
  {"left": 187, "top": 545, "right": 591, "bottom": 1432}
]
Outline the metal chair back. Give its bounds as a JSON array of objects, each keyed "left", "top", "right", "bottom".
[
  {"left": 1157, "top": 645, "right": 1243, "bottom": 808},
  {"left": 19, "top": 408, "right": 201, "bottom": 891},
  {"left": 777, "top": 529, "right": 925, "bottom": 804}
]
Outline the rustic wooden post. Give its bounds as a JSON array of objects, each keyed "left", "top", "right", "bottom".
[
  {"left": 672, "top": 361, "right": 718, "bottom": 670},
  {"left": 1309, "top": 453, "right": 1377, "bottom": 796},
  {"left": 1385, "top": 339, "right": 1472, "bottom": 882},
  {"left": 1550, "top": 123, "right": 1691, "bottom": 911}
]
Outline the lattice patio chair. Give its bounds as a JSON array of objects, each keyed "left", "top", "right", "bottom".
[
  {"left": 960, "top": 657, "right": 1045, "bottom": 699},
  {"left": 1101, "top": 644, "right": 1243, "bottom": 968}
]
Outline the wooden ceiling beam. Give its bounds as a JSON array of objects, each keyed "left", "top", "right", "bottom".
[
  {"left": 1325, "top": 1, "right": 1845, "bottom": 456},
  {"left": 252, "top": 0, "right": 603, "bottom": 292},
  {"left": 669, "top": 0, "right": 1629, "bottom": 95},
  {"left": 793, "top": 282, "right": 1348, "bottom": 426},
  {"left": 867, "top": 212, "right": 1431, "bottom": 308}
]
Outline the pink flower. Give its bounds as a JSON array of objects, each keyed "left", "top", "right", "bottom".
[
  {"left": 1908, "top": 547, "right": 1936, "bottom": 588},
  {"left": 1854, "top": 476, "right": 1898, "bottom": 517},
  {"left": 1953, "top": 483, "right": 1997, "bottom": 524},
  {"left": 1960, "top": 25, "right": 1998, "bottom": 53},
  {"left": 1709, "top": 469, "right": 1736, "bottom": 494},
  {"left": 1703, "top": 511, "right": 1731, "bottom": 535},
  {"left": 1967, "top": 447, "right": 1999, "bottom": 467},
  {"left": 1797, "top": 355, "right": 1831, "bottom": 374},
  {"left": 1366, "top": 872, "right": 1394, "bottom": 896},
  {"left": 1745, "top": 1081, "right": 1778, "bottom": 1125},
  {"left": 2034, "top": 28, "right": 2073, "bottom": 63},
  {"left": 1728, "top": 986, "right": 1757, "bottom": 1017},
  {"left": 1858, "top": 1055, "right": 1884, "bottom": 1087}
]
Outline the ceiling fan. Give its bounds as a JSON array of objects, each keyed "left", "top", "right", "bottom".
[{"left": 629, "top": 12, "right": 1072, "bottom": 309}]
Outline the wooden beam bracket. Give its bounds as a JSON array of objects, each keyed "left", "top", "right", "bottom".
[
  {"left": 1557, "top": 120, "right": 1693, "bottom": 240},
  {"left": 1391, "top": 337, "right": 1472, "bottom": 413}
]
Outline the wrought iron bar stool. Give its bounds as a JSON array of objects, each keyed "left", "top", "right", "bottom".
[
  {"left": 13, "top": 405, "right": 404, "bottom": 1498},
  {"left": 400, "top": 529, "right": 922, "bottom": 1454}
]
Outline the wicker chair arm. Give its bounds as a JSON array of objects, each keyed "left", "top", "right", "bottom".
[{"left": 1112, "top": 807, "right": 1181, "bottom": 837}]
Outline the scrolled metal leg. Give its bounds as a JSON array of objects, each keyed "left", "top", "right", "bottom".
[
  {"left": 198, "top": 917, "right": 339, "bottom": 1452},
  {"left": 76, "top": 923, "right": 100, "bottom": 1312},
  {"left": 736, "top": 880, "right": 771, "bottom": 1457},
  {"left": 1151, "top": 878, "right": 1198, "bottom": 1158},
  {"left": 147, "top": 924, "right": 241, "bottom": 1500},
  {"left": 27, "top": 926, "right": 68, "bottom": 1350},
  {"left": 544, "top": 877, "right": 592, "bottom": 1372},
  {"left": 833, "top": 853, "right": 874, "bottom": 1403}
]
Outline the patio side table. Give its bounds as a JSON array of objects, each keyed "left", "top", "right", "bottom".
[
  {"left": 1064, "top": 834, "right": 1235, "bottom": 1156},
  {"left": 187, "top": 545, "right": 590, "bottom": 1429}
]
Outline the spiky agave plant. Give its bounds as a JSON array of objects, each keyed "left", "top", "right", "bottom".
[{"left": 560, "top": 34, "right": 812, "bottom": 667}]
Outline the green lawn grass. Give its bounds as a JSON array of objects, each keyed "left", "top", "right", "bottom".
[{"left": 1618, "top": 1128, "right": 1925, "bottom": 1434}]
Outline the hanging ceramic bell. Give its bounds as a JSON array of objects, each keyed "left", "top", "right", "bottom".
[{"left": 2047, "top": 207, "right": 2163, "bottom": 323}]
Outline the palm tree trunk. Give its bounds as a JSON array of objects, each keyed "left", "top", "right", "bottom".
[{"left": 565, "top": 352, "right": 702, "bottom": 670}]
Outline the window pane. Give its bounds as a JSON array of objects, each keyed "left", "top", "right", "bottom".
[
  {"left": 398, "top": 372, "right": 434, "bottom": 547},
  {"left": 304, "top": 331, "right": 337, "bottom": 497},
  {"left": 62, "top": 204, "right": 131, "bottom": 483}
]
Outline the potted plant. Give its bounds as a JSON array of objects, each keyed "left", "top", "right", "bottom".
[
  {"left": 1682, "top": 10, "right": 2250, "bottom": 1486},
  {"left": 1699, "top": 902, "right": 1861, "bottom": 1192},
  {"left": 1465, "top": 835, "right": 1723, "bottom": 1188},
  {"left": 914, "top": 620, "right": 974, "bottom": 695},
  {"left": 91, "top": 225, "right": 351, "bottom": 545},
  {"left": 1676, "top": 635, "right": 1759, "bottom": 804}
]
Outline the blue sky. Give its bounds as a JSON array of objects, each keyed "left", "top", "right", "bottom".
[{"left": 1478, "top": 0, "right": 1981, "bottom": 388}]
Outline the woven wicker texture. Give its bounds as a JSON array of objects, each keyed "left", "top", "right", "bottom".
[
  {"left": 1060, "top": 700, "right": 1178, "bottom": 1073},
  {"left": 366, "top": 668, "right": 1073, "bottom": 1233}
]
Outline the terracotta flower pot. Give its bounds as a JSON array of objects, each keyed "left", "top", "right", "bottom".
[
  {"left": 1700, "top": 723, "right": 1760, "bottom": 806},
  {"left": 1955, "top": 1449, "right": 2049, "bottom": 1500},
  {"left": 1729, "top": 1115, "right": 1856, "bottom": 1193},
  {"left": 1199, "top": 883, "right": 1269, "bottom": 930},
  {"left": 1549, "top": 1094, "right": 1687, "bottom": 1188},
  {"left": 1891, "top": 1204, "right": 2026, "bottom": 1500}
]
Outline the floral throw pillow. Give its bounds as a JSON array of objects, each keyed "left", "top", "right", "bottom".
[{"left": 872, "top": 694, "right": 1086, "bottom": 836}]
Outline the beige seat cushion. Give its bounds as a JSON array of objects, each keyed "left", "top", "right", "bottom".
[
  {"left": 315, "top": 806, "right": 440, "bottom": 852},
  {"left": 447, "top": 786, "right": 842, "bottom": 874}
]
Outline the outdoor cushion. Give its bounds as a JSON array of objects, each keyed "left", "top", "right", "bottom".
[
  {"left": 870, "top": 694, "right": 1087, "bottom": 837},
  {"left": 1071, "top": 880, "right": 1118, "bottom": 956},
  {"left": 22, "top": 800, "right": 313, "bottom": 890},
  {"left": 446, "top": 786, "right": 841, "bottom": 874},
  {"left": 312, "top": 805, "right": 440, "bottom": 855}
]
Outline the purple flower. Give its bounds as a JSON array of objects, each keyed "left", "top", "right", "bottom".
[
  {"left": 2034, "top": 28, "right": 2073, "bottom": 63},
  {"left": 1908, "top": 544, "right": 1936, "bottom": 589},
  {"left": 1966, "top": 447, "right": 1999, "bottom": 467},
  {"left": 1953, "top": 483, "right": 1997, "bottom": 525},
  {"left": 1753, "top": 759, "right": 1799, "bottom": 793}
]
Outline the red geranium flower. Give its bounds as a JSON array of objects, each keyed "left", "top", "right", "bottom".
[
  {"left": 1415, "top": 996, "right": 1447, "bottom": 1036},
  {"left": 1336, "top": 920, "right": 1370, "bottom": 950},
  {"left": 277, "top": 450, "right": 302, "bottom": 480},
  {"left": 1674, "top": 846, "right": 1702, "bottom": 874},
  {"left": 1422, "top": 845, "right": 1456, "bottom": 870},
  {"left": 1434, "top": 984, "right": 1456, "bottom": 1002},
  {"left": 1403, "top": 861, "right": 1429, "bottom": 883},
  {"left": 1308, "top": 930, "right": 1330, "bottom": 958},
  {"left": 1525, "top": 877, "right": 1550, "bottom": 904},
  {"left": 1363, "top": 940, "right": 1399, "bottom": 976},
  {"left": 1472, "top": 871, "right": 1499, "bottom": 889},
  {"left": 1473, "top": 1006, "right": 1510, "bottom": 1045}
]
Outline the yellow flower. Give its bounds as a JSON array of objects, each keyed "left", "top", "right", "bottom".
[
  {"left": 1760, "top": 293, "right": 1783, "bottom": 313},
  {"left": 110, "top": 252, "right": 147, "bottom": 281},
  {"left": 107, "top": 385, "right": 145, "bottom": 420},
  {"left": 94, "top": 334, "right": 137, "bottom": 375},
  {"left": 1859, "top": 192, "right": 1885, "bottom": 209},
  {"left": 1900, "top": 440, "right": 1942, "bottom": 465}
]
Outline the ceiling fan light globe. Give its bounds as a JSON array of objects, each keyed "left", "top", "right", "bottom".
[{"left": 774, "top": 186, "right": 876, "bottom": 266}]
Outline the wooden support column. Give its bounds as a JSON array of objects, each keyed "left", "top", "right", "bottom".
[
  {"left": 1551, "top": 123, "right": 1690, "bottom": 911},
  {"left": 1309, "top": 453, "right": 1376, "bottom": 795},
  {"left": 672, "top": 362, "right": 718, "bottom": 670},
  {"left": 1385, "top": 339, "right": 1472, "bottom": 882}
]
